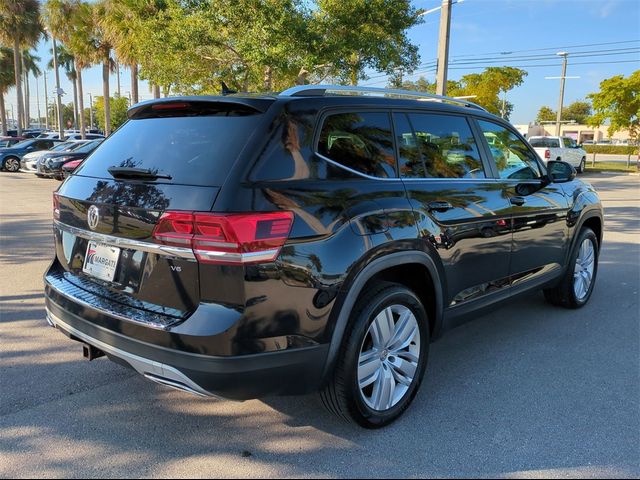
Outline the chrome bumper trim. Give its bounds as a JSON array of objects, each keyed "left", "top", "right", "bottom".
[
  {"left": 46, "top": 308, "right": 215, "bottom": 398},
  {"left": 53, "top": 220, "right": 196, "bottom": 260}
]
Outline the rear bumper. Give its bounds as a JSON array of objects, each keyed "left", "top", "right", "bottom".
[{"left": 45, "top": 283, "right": 329, "bottom": 400}]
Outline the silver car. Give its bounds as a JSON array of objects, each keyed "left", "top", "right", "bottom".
[{"left": 21, "top": 141, "right": 90, "bottom": 174}]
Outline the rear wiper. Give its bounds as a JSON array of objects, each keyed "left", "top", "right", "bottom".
[{"left": 107, "top": 166, "right": 172, "bottom": 180}]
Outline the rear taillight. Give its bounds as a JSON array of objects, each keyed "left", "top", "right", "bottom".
[
  {"left": 544, "top": 149, "right": 551, "bottom": 160},
  {"left": 53, "top": 193, "right": 60, "bottom": 220},
  {"left": 152, "top": 211, "right": 294, "bottom": 265}
]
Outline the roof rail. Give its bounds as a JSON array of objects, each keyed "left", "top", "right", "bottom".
[{"left": 279, "top": 85, "right": 488, "bottom": 112}]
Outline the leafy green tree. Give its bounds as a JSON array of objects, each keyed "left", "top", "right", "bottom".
[
  {"left": 48, "top": 44, "right": 77, "bottom": 127},
  {"left": 564, "top": 101, "right": 592, "bottom": 125},
  {"left": 0, "top": 0, "right": 42, "bottom": 135},
  {"left": 536, "top": 106, "right": 556, "bottom": 123},
  {"left": 313, "top": 0, "right": 422, "bottom": 85},
  {"left": 94, "top": 94, "right": 128, "bottom": 132},
  {"left": 0, "top": 46, "right": 15, "bottom": 135},
  {"left": 588, "top": 71, "right": 640, "bottom": 142},
  {"left": 21, "top": 50, "right": 41, "bottom": 126}
]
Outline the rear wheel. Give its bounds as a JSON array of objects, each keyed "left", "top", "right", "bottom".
[
  {"left": 3, "top": 156, "right": 20, "bottom": 172},
  {"left": 544, "top": 228, "right": 598, "bottom": 308},
  {"left": 320, "top": 281, "right": 429, "bottom": 428}
]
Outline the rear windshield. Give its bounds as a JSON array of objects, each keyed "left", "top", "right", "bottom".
[{"left": 74, "top": 114, "right": 264, "bottom": 186}]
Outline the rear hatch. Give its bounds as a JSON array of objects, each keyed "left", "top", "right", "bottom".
[{"left": 50, "top": 98, "right": 273, "bottom": 328}]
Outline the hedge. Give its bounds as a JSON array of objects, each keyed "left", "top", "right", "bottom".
[{"left": 583, "top": 145, "right": 639, "bottom": 155}]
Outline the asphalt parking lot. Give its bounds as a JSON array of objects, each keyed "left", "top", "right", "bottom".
[{"left": 1, "top": 171, "right": 638, "bottom": 478}]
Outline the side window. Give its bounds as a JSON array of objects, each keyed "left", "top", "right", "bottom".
[
  {"left": 406, "top": 113, "right": 485, "bottom": 179},
  {"left": 548, "top": 138, "right": 560, "bottom": 148},
  {"left": 564, "top": 137, "right": 577, "bottom": 148},
  {"left": 477, "top": 120, "right": 542, "bottom": 180},
  {"left": 318, "top": 112, "right": 396, "bottom": 178},
  {"left": 393, "top": 113, "right": 426, "bottom": 178}
]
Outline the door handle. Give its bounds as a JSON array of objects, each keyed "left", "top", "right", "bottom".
[
  {"left": 510, "top": 196, "right": 526, "bottom": 206},
  {"left": 428, "top": 201, "right": 454, "bottom": 212}
]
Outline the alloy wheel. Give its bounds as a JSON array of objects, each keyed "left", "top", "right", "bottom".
[
  {"left": 5, "top": 157, "right": 20, "bottom": 172},
  {"left": 574, "top": 238, "right": 595, "bottom": 300},
  {"left": 357, "top": 304, "right": 421, "bottom": 411}
]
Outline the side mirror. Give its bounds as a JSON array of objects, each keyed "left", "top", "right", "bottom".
[{"left": 547, "top": 160, "right": 576, "bottom": 183}]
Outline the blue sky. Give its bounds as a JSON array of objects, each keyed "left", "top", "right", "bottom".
[{"left": 5, "top": 0, "right": 640, "bottom": 126}]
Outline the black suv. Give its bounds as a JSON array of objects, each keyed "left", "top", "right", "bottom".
[{"left": 45, "top": 86, "right": 603, "bottom": 428}]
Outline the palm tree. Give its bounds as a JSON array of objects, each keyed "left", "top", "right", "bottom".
[
  {"left": 22, "top": 49, "right": 41, "bottom": 128},
  {"left": 100, "top": 0, "right": 141, "bottom": 104},
  {"left": 93, "top": 0, "right": 115, "bottom": 136},
  {"left": 49, "top": 44, "right": 77, "bottom": 128},
  {"left": 0, "top": 47, "right": 15, "bottom": 135},
  {"left": 0, "top": 0, "right": 42, "bottom": 136},
  {"left": 43, "top": 0, "right": 94, "bottom": 138}
]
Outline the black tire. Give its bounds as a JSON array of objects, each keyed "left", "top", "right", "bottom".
[
  {"left": 3, "top": 156, "right": 21, "bottom": 172},
  {"left": 544, "top": 228, "right": 599, "bottom": 308},
  {"left": 320, "top": 281, "right": 430, "bottom": 428},
  {"left": 577, "top": 157, "right": 586, "bottom": 173}
]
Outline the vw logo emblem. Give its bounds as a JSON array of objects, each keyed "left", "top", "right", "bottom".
[{"left": 87, "top": 205, "right": 100, "bottom": 230}]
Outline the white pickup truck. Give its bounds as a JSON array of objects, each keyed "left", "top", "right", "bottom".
[{"left": 528, "top": 136, "right": 588, "bottom": 173}]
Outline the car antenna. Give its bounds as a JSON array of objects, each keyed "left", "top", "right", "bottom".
[{"left": 221, "top": 81, "right": 237, "bottom": 96}]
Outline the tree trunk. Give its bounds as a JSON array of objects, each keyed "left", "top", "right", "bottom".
[
  {"left": 0, "top": 92, "right": 7, "bottom": 136},
  {"left": 102, "top": 58, "right": 111, "bottom": 136},
  {"left": 130, "top": 63, "right": 139, "bottom": 104},
  {"left": 153, "top": 84, "right": 160, "bottom": 98},
  {"left": 163, "top": 85, "right": 170, "bottom": 97},
  {"left": 350, "top": 68, "right": 358, "bottom": 86},
  {"left": 22, "top": 54, "right": 30, "bottom": 128},
  {"left": 77, "top": 67, "right": 85, "bottom": 139},
  {"left": 12, "top": 39, "right": 23, "bottom": 136},
  {"left": 72, "top": 67, "right": 78, "bottom": 130},
  {"left": 296, "top": 67, "right": 309, "bottom": 86},
  {"left": 263, "top": 66, "right": 273, "bottom": 91}
]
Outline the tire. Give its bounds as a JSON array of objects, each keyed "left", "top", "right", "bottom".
[
  {"left": 3, "top": 156, "right": 21, "bottom": 172},
  {"left": 577, "top": 157, "right": 586, "bottom": 173},
  {"left": 544, "top": 228, "right": 599, "bottom": 308},
  {"left": 320, "top": 281, "right": 430, "bottom": 428}
]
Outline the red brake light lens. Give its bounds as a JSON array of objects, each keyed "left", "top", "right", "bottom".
[
  {"left": 152, "top": 211, "right": 294, "bottom": 264},
  {"left": 545, "top": 149, "right": 551, "bottom": 159}
]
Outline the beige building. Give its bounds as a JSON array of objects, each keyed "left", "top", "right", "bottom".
[{"left": 515, "top": 123, "right": 633, "bottom": 144}]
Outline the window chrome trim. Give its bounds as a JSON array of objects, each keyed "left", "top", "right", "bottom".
[
  {"left": 315, "top": 152, "right": 497, "bottom": 183},
  {"left": 54, "top": 220, "right": 196, "bottom": 260}
]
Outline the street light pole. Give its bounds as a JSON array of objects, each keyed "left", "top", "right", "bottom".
[
  {"left": 44, "top": 72, "right": 49, "bottom": 130},
  {"left": 435, "top": 0, "right": 453, "bottom": 96},
  {"left": 51, "top": 37, "right": 65, "bottom": 139},
  {"left": 88, "top": 93, "right": 93, "bottom": 130},
  {"left": 555, "top": 52, "right": 568, "bottom": 136}
]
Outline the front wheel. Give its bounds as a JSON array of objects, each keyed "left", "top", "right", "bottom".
[
  {"left": 3, "top": 156, "right": 21, "bottom": 172},
  {"left": 544, "top": 227, "right": 599, "bottom": 308},
  {"left": 577, "top": 157, "right": 586, "bottom": 173},
  {"left": 320, "top": 281, "right": 430, "bottom": 428}
]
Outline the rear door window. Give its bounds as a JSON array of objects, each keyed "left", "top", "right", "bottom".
[
  {"left": 75, "top": 111, "right": 265, "bottom": 186},
  {"left": 317, "top": 112, "right": 396, "bottom": 178},
  {"left": 398, "top": 112, "right": 485, "bottom": 179}
]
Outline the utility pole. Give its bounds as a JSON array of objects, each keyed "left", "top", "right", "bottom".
[
  {"left": 44, "top": 72, "right": 49, "bottom": 130},
  {"left": 435, "top": 0, "right": 453, "bottom": 96},
  {"left": 555, "top": 52, "right": 568, "bottom": 136},
  {"left": 116, "top": 60, "right": 121, "bottom": 97},
  {"left": 88, "top": 93, "right": 93, "bottom": 130},
  {"left": 51, "top": 37, "right": 65, "bottom": 139},
  {"left": 35, "top": 73, "right": 41, "bottom": 128}
]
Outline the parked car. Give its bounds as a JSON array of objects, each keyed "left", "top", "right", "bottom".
[
  {"left": 21, "top": 141, "right": 89, "bottom": 174},
  {"left": 0, "top": 136, "right": 25, "bottom": 148},
  {"left": 0, "top": 138, "right": 63, "bottom": 172},
  {"left": 528, "top": 136, "right": 588, "bottom": 173},
  {"left": 37, "top": 139, "right": 102, "bottom": 180},
  {"left": 61, "top": 158, "right": 84, "bottom": 178},
  {"left": 64, "top": 133, "right": 105, "bottom": 141},
  {"left": 37, "top": 131, "right": 62, "bottom": 139},
  {"left": 45, "top": 87, "right": 603, "bottom": 428}
]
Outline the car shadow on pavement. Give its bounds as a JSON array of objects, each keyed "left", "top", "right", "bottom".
[{"left": 0, "top": 241, "right": 638, "bottom": 478}]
